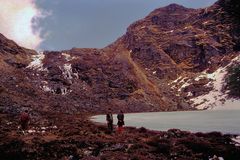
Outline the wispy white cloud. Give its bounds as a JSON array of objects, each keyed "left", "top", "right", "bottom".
[{"left": 0, "top": 0, "right": 49, "bottom": 49}]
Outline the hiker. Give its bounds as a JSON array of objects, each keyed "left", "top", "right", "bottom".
[
  {"left": 106, "top": 108, "right": 113, "bottom": 133},
  {"left": 117, "top": 110, "right": 125, "bottom": 133},
  {"left": 20, "top": 110, "right": 30, "bottom": 130}
]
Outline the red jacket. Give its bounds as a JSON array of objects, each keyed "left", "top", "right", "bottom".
[{"left": 20, "top": 112, "right": 30, "bottom": 122}]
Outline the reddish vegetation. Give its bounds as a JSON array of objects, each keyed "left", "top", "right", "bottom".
[
  {"left": 0, "top": 0, "right": 240, "bottom": 159},
  {"left": 1, "top": 112, "right": 240, "bottom": 160}
]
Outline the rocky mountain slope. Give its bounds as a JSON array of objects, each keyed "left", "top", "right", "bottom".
[{"left": 1, "top": 0, "right": 240, "bottom": 115}]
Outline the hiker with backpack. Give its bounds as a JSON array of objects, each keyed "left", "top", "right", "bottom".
[
  {"left": 117, "top": 110, "right": 124, "bottom": 133},
  {"left": 20, "top": 110, "right": 30, "bottom": 131},
  {"left": 106, "top": 108, "right": 113, "bottom": 133}
]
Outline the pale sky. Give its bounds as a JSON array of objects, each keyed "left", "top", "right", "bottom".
[{"left": 0, "top": 0, "right": 218, "bottom": 51}]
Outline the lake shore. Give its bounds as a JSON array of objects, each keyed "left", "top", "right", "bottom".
[
  {"left": 92, "top": 110, "right": 240, "bottom": 134},
  {"left": 1, "top": 111, "right": 240, "bottom": 159}
]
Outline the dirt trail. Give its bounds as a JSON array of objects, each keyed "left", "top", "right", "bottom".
[{"left": 119, "top": 50, "right": 163, "bottom": 100}]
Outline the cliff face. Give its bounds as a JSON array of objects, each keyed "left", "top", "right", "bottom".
[
  {"left": 116, "top": 1, "right": 240, "bottom": 110},
  {"left": 122, "top": 2, "right": 239, "bottom": 73},
  {"left": 0, "top": 0, "right": 240, "bottom": 114}
]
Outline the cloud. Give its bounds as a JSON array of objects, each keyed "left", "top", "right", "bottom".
[{"left": 0, "top": 0, "right": 48, "bottom": 49}]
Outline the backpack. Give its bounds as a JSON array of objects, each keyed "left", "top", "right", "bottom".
[
  {"left": 117, "top": 113, "right": 124, "bottom": 121},
  {"left": 20, "top": 113, "right": 29, "bottom": 122},
  {"left": 106, "top": 113, "right": 113, "bottom": 122}
]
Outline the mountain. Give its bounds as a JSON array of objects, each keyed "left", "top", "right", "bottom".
[
  {"left": 0, "top": 0, "right": 240, "bottom": 114},
  {"left": 1, "top": 1, "right": 240, "bottom": 159}
]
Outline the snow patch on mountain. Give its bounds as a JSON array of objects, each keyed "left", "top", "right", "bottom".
[
  {"left": 42, "top": 85, "right": 52, "bottom": 92},
  {"left": 61, "top": 64, "right": 73, "bottom": 80},
  {"left": 40, "top": 80, "right": 71, "bottom": 95},
  {"left": 60, "top": 63, "right": 79, "bottom": 82},
  {"left": 178, "top": 79, "right": 191, "bottom": 92},
  {"left": 168, "top": 76, "right": 182, "bottom": 87},
  {"left": 213, "top": 100, "right": 240, "bottom": 110},
  {"left": 169, "top": 76, "right": 191, "bottom": 91},
  {"left": 62, "top": 52, "right": 76, "bottom": 62},
  {"left": 190, "top": 55, "right": 240, "bottom": 110},
  {"left": 27, "top": 51, "right": 47, "bottom": 71},
  {"left": 40, "top": 81, "right": 53, "bottom": 93},
  {"left": 232, "top": 136, "right": 240, "bottom": 146},
  {"left": 60, "top": 87, "right": 68, "bottom": 95},
  {"left": 41, "top": 85, "right": 70, "bottom": 95},
  {"left": 195, "top": 70, "right": 216, "bottom": 81},
  {"left": 209, "top": 155, "right": 224, "bottom": 160}
]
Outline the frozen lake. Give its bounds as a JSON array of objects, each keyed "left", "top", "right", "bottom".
[{"left": 91, "top": 110, "right": 240, "bottom": 134}]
